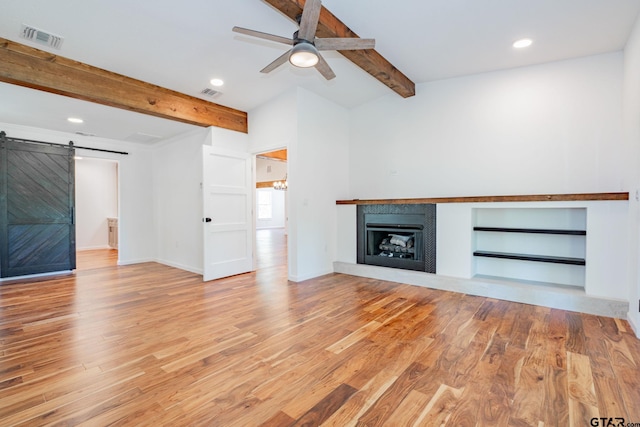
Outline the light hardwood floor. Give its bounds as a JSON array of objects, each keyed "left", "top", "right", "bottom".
[
  {"left": 1, "top": 228, "right": 639, "bottom": 426},
  {"left": 76, "top": 248, "right": 119, "bottom": 271}
]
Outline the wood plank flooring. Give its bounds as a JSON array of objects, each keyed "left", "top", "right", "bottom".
[
  {"left": 1, "top": 228, "right": 639, "bottom": 426},
  {"left": 76, "top": 249, "right": 119, "bottom": 271}
]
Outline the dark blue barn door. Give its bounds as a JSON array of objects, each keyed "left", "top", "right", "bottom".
[{"left": 0, "top": 135, "right": 76, "bottom": 278}]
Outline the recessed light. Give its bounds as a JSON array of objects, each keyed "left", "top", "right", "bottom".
[
  {"left": 513, "top": 38, "right": 533, "bottom": 49},
  {"left": 74, "top": 156, "right": 83, "bottom": 160},
  {"left": 67, "top": 117, "right": 84, "bottom": 123},
  {"left": 210, "top": 78, "right": 224, "bottom": 87}
]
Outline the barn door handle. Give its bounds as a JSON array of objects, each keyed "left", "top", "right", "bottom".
[{"left": 203, "top": 217, "right": 212, "bottom": 223}]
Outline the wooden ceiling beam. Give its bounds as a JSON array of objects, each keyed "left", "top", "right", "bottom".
[
  {"left": 0, "top": 37, "right": 248, "bottom": 133},
  {"left": 263, "top": 0, "right": 416, "bottom": 98},
  {"left": 258, "top": 149, "right": 287, "bottom": 161}
]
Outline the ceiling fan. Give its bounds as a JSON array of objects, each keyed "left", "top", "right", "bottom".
[{"left": 232, "top": 0, "right": 375, "bottom": 80}]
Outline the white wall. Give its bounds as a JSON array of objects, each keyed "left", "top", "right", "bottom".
[
  {"left": 248, "top": 89, "right": 297, "bottom": 155},
  {"left": 288, "top": 88, "right": 350, "bottom": 281},
  {"left": 153, "top": 128, "right": 210, "bottom": 273},
  {"left": 623, "top": 14, "right": 640, "bottom": 335},
  {"left": 0, "top": 122, "right": 155, "bottom": 266},
  {"left": 75, "top": 157, "right": 118, "bottom": 250},
  {"left": 349, "top": 53, "right": 624, "bottom": 199},
  {"left": 116, "top": 146, "right": 155, "bottom": 265},
  {"left": 210, "top": 126, "right": 250, "bottom": 152},
  {"left": 336, "top": 204, "right": 357, "bottom": 264}
]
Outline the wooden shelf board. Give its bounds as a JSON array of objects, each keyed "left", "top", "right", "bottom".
[
  {"left": 473, "top": 251, "right": 586, "bottom": 266},
  {"left": 473, "top": 227, "right": 586, "bottom": 235},
  {"left": 336, "top": 192, "right": 629, "bottom": 205}
]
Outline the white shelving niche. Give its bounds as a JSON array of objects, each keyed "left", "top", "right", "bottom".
[{"left": 473, "top": 207, "right": 587, "bottom": 288}]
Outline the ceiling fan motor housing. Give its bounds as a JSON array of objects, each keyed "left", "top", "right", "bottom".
[{"left": 292, "top": 30, "right": 314, "bottom": 46}]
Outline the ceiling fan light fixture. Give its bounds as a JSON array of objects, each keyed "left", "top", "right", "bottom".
[{"left": 289, "top": 42, "right": 319, "bottom": 68}]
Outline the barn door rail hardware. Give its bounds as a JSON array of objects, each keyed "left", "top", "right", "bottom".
[{"left": 0, "top": 131, "right": 129, "bottom": 155}]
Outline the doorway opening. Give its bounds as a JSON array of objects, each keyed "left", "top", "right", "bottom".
[
  {"left": 74, "top": 157, "right": 119, "bottom": 270},
  {"left": 255, "top": 149, "right": 288, "bottom": 272}
]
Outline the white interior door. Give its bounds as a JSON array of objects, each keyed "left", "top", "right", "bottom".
[{"left": 202, "top": 145, "right": 253, "bottom": 281}]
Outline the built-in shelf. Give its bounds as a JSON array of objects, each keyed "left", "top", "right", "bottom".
[
  {"left": 473, "top": 227, "right": 586, "bottom": 235},
  {"left": 473, "top": 250, "right": 586, "bottom": 266},
  {"left": 473, "top": 207, "right": 587, "bottom": 287}
]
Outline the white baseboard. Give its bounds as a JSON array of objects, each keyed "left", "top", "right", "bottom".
[
  {"left": 77, "top": 245, "right": 112, "bottom": 251},
  {"left": 628, "top": 313, "right": 639, "bottom": 338},
  {"left": 155, "top": 259, "right": 203, "bottom": 275},
  {"left": 117, "top": 258, "right": 154, "bottom": 266},
  {"left": 288, "top": 268, "right": 334, "bottom": 283},
  {"left": 334, "top": 262, "right": 629, "bottom": 319}
]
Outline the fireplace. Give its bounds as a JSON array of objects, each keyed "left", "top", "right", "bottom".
[{"left": 357, "top": 204, "right": 436, "bottom": 273}]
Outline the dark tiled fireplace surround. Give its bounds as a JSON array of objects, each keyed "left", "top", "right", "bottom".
[{"left": 356, "top": 204, "right": 436, "bottom": 273}]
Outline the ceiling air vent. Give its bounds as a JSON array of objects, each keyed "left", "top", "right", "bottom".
[
  {"left": 75, "top": 131, "right": 96, "bottom": 137},
  {"left": 20, "top": 24, "right": 64, "bottom": 49},
  {"left": 201, "top": 88, "right": 222, "bottom": 98}
]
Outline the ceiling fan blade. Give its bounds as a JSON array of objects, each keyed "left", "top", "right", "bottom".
[
  {"left": 232, "top": 26, "right": 292, "bottom": 45},
  {"left": 298, "top": 0, "right": 322, "bottom": 42},
  {"left": 314, "top": 52, "right": 336, "bottom": 80},
  {"left": 260, "top": 49, "right": 292, "bottom": 73},
  {"left": 315, "top": 38, "right": 375, "bottom": 51}
]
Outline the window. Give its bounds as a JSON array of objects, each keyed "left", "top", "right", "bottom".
[{"left": 257, "top": 189, "right": 272, "bottom": 220}]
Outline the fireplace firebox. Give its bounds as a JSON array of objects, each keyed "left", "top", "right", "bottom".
[{"left": 357, "top": 204, "right": 436, "bottom": 273}]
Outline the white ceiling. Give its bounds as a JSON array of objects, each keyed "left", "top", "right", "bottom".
[{"left": 1, "top": 0, "right": 639, "bottom": 142}]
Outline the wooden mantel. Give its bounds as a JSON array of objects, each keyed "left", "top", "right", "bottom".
[{"left": 336, "top": 192, "right": 629, "bottom": 205}]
